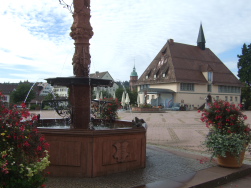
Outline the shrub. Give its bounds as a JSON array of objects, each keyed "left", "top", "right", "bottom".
[
  {"left": 99, "top": 98, "right": 120, "bottom": 120},
  {"left": 0, "top": 92, "right": 50, "bottom": 188}
]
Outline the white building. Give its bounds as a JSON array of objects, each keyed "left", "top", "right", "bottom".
[
  {"left": 37, "top": 83, "right": 54, "bottom": 96},
  {"left": 90, "top": 71, "right": 119, "bottom": 98},
  {"left": 53, "top": 86, "right": 69, "bottom": 98}
]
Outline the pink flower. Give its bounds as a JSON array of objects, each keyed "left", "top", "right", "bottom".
[
  {"left": 23, "top": 141, "right": 31, "bottom": 147},
  {"left": 21, "top": 103, "right": 26, "bottom": 108},
  {"left": 37, "top": 146, "right": 42, "bottom": 151}
]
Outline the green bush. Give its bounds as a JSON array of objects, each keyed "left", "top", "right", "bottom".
[{"left": 139, "top": 104, "right": 152, "bottom": 108}]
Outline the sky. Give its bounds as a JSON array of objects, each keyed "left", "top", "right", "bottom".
[{"left": 0, "top": 0, "right": 251, "bottom": 83}]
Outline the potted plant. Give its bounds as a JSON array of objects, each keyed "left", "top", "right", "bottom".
[
  {"left": 199, "top": 100, "right": 251, "bottom": 167},
  {"left": 0, "top": 92, "right": 50, "bottom": 188}
]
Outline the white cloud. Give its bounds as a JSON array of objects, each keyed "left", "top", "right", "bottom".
[{"left": 0, "top": 0, "right": 250, "bottom": 83}]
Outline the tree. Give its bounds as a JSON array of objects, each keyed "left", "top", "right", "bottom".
[
  {"left": 237, "top": 43, "right": 251, "bottom": 86},
  {"left": 115, "top": 81, "right": 130, "bottom": 90},
  {"left": 237, "top": 43, "right": 251, "bottom": 109},
  {"left": 115, "top": 88, "right": 124, "bottom": 102},
  {"left": 129, "top": 90, "right": 138, "bottom": 106},
  {"left": 11, "top": 83, "right": 36, "bottom": 104}
]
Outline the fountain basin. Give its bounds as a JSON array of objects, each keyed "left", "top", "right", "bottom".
[{"left": 39, "top": 126, "right": 146, "bottom": 177}]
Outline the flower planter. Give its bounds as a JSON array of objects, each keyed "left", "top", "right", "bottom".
[
  {"left": 199, "top": 100, "right": 251, "bottom": 168},
  {"left": 217, "top": 151, "right": 245, "bottom": 168}
]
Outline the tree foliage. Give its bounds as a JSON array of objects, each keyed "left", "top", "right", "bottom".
[
  {"left": 11, "top": 83, "right": 36, "bottom": 104},
  {"left": 237, "top": 43, "right": 251, "bottom": 86},
  {"left": 237, "top": 43, "right": 251, "bottom": 109},
  {"left": 115, "top": 88, "right": 138, "bottom": 105}
]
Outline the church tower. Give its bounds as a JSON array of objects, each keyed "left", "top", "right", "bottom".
[{"left": 130, "top": 65, "right": 138, "bottom": 91}]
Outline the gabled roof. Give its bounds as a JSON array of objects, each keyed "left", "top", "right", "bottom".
[
  {"left": 0, "top": 83, "right": 19, "bottom": 95},
  {"left": 137, "top": 39, "right": 242, "bottom": 87},
  {"left": 90, "top": 71, "right": 108, "bottom": 79}
]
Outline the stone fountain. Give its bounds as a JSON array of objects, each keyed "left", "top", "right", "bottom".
[{"left": 39, "top": 0, "right": 146, "bottom": 177}]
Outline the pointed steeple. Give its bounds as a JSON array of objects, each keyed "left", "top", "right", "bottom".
[{"left": 197, "top": 23, "right": 206, "bottom": 50}]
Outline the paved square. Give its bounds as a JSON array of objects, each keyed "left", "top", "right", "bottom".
[{"left": 118, "top": 110, "right": 251, "bottom": 160}]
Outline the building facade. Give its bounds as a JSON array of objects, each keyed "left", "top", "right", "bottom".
[
  {"left": 53, "top": 86, "right": 69, "bottom": 98},
  {"left": 37, "top": 83, "right": 53, "bottom": 96},
  {"left": 136, "top": 24, "right": 243, "bottom": 109},
  {"left": 90, "top": 71, "right": 119, "bottom": 98},
  {"left": 0, "top": 83, "right": 18, "bottom": 106}
]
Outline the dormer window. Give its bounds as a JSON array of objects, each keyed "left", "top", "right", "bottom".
[
  {"left": 208, "top": 72, "right": 213, "bottom": 82},
  {"left": 162, "top": 66, "right": 169, "bottom": 78},
  {"left": 145, "top": 70, "right": 151, "bottom": 79},
  {"left": 154, "top": 68, "right": 160, "bottom": 79}
]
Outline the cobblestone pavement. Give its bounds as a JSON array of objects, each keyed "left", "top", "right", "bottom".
[
  {"left": 33, "top": 110, "right": 251, "bottom": 187},
  {"left": 118, "top": 110, "right": 251, "bottom": 161}
]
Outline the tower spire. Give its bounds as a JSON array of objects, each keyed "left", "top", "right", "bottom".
[
  {"left": 197, "top": 23, "right": 206, "bottom": 50},
  {"left": 130, "top": 60, "right": 138, "bottom": 91}
]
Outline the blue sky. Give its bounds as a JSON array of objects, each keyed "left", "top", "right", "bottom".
[{"left": 0, "top": 0, "right": 251, "bottom": 83}]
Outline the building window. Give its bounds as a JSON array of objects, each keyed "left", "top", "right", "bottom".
[
  {"left": 230, "top": 96, "right": 233, "bottom": 101},
  {"left": 152, "top": 95, "right": 155, "bottom": 99},
  {"left": 155, "top": 69, "right": 160, "bottom": 78},
  {"left": 218, "top": 86, "right": 241, "bottom": 93},
  {"left": 208, "top": 72, "right": 213, "bottom": 82},
  {"left": 146, "top": 70, "right": 151, "bottom": 79},
  {"left": 216, "top": 96, "right": 219, "bottom": 100},
  {"left": 0, "top": 96, "right": 7, "bottom": 101},
  {"left": 163, "top": 67, "right": 169, "bottom": 78},
  {"left": 207, "top": 84, "right": 212, "bottom": 92},
  {"left": 180, "top": 83, "right": 194, "bottom": 91},
  {"left": 225, "top": 96, "right": 228, "bottom": 101},
  {"left": 235, "top": 97, "right": 238, "bottom": 102},
  {"left": 147, "top": 95, "right": 149, "bottom": 100}
]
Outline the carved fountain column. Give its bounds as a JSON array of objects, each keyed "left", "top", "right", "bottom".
[{"left": 69, "top": 0, "right": 93, "bottom": 129}]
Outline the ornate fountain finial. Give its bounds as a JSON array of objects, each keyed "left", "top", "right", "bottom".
[{"left": 70, "top": 0, "right": 93, "bottom": 77}]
